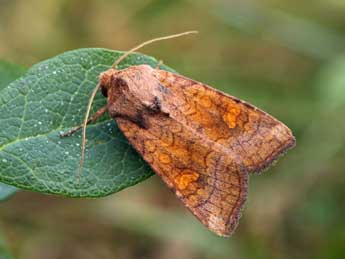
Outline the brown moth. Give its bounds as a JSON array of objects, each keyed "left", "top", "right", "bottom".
[{"left": 63, "top": 31, "right": 295, "bottom": 236}]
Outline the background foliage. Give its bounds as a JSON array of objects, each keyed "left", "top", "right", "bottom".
[{"left": 0, "top": 0, "right": 345, "bottom": 259}]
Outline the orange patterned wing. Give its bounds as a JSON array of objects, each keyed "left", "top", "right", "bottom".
[
  {"left": 104, "top": 65, "right": 295, "bottom": 236},
  {"left": 115, "top": 114, "right": 248, "bottom": 236},
  {"left": 152, "top": 69, "right": 296, "bottom": 174}
]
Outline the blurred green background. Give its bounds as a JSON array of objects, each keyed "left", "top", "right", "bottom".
[{"left": 1, "top": 0, "right": 345, "bottom": 258}]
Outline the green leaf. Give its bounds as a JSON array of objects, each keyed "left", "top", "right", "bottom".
[
  {"left": 0, "top": 60, "right": 28, "bottom": 200},
  {"left": 0, "top": 49, "right": 173, "bottom": 197},
  {"left": 0, "top": 183, "right": 17, "bottom": 201}
]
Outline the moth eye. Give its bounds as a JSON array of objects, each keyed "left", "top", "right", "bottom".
[{"left": 101, "top": 86, "right": 108, "bottom": 97}]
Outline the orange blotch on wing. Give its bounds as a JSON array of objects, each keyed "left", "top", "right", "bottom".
[
  {"left": 223, "top": 106, "right": 241, "bottom": 129},
  {"left": 188, "top": 194, "right": 201, "bottom": 207},
  {"left": 182, "top": 102, "right": 197, "bottom": 115},
  {"left": 199, "top": 95, "right": 213, "bottom": 108},
  {"left": 158, "top": 153, "right": 172, "bottom": 164},
  {"left": 174, "top": 170, "right": 200, "bottom": 190}
]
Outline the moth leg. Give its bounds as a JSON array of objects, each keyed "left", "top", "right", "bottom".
[
  {"left": 60, "top": 105, "right": 108, "bottom": 138},
  {"left": 155, "top": 60, "right": 164, "bottom": 69}
]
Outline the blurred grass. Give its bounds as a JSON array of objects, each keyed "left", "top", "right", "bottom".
[
  {"left": 0, "top": 229, "right": 13, "bottom": 259},
  {"left": 0, "top": 0, "right": 344, "bottom": 259}
]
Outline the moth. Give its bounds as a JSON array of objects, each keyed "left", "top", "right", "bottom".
[{"left": 62, "top": 31, "right": 296, "bottom": 236}]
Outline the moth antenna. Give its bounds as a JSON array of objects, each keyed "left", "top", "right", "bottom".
[
  {"left": 78, "top": 82, "right": 102, "bottom": 181},
  {"left": 78, "top": 31, "right": 198, "bottom": 180},
  {"left": 112, "top": 31, "right": 198, "bottom": 68}
]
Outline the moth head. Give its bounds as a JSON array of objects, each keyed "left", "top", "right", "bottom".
[
  {"left": 98, "top": 68, "right": 115, "bottom": 97},
  {"left": 99, "top": 68, "right": 131, "bottom": 98}
]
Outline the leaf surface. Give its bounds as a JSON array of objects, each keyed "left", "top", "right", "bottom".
[
  {"left": 0, "top": 49, "right": 172, "bottom": 197},
  {"left": 0, "top": 60, "right": 27, "bottom": 200}
]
